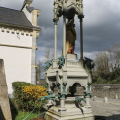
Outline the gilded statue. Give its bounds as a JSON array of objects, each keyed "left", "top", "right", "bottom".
[{"left": 62, "top": 18, "right": 77, "bottom": 55}]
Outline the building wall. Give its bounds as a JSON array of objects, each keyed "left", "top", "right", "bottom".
[
  {"left": 0, "top": 28, "right": 32, "bottom": 94},
  {"left": 0, "top": 28, "right": 32, "bottom": 47}
]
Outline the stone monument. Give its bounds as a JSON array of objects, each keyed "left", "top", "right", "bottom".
[
  {"left": 43, "top": 0, "right": 95, "bottom": 120},
  {"left": 0, "top": 59, "right": 12, "bottom": 120}
]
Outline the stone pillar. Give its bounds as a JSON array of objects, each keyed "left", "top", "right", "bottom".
[
  {"left": 58, "top": 94, "right": 67, "bottom": 114},
  {"left": 54, "top": 20, "right": 57, "bottom": 60},
  {"left": 86, "top": 97, "right": 90, "bottom": 106},
  {"left": 80, "top": 17, "right": 83, "bottom": 60},
  {"left": 60, "top": 98, "right": 65, "bottom": 108},
  {"left": 85, "top": 83, "right": 92, "bottom": 106},
  {"left": 62, "top": 14, "right": 67, "bottom": 85},
  {"left": 88, "top": 70, "right": 92, "bottom": 84},
  {"left": 53, "top": 19, "right": 58, "bottom": 68},
  {"left": 63, "top": 14, "right": 67, "bottom": 64},
  {"left": 46, "top": 91, "right": 53, "bottom": 108}
]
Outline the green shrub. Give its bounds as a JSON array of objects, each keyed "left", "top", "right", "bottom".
[
  {"left": 96, "top": 76, "right": 107, "bottom": 84},
  {"left": 12, "top": 82, "right": 32, "bottom": 110},
  {"left": 12, "top": 82, "right": 47, "bottom": 112},
  {"left": 111, "top": 76, "right": 120, "bottom": 84}
]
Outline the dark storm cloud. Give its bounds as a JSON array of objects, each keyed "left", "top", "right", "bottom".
[
  {"left": 1, "top": 0, "right": 120, "bottom": 61},
  {"left": 82, "top": 0, "right": 120, "bottom": 53}
]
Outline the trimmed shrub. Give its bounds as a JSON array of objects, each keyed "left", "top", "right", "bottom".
[{"left": 12, "top": 82, "right": 48, "bottom": 112}]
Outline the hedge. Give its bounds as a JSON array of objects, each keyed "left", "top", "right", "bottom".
[{"left": 12, "top": 82, "right": 48, "bottom": 112}]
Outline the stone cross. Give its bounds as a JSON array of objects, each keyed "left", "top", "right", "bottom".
[{"left": 0, "top": 59, "right": 12, "bottom": 120}]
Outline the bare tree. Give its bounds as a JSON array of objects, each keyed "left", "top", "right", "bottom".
[
  {"left": 93, "top": 51, "right": 110, "bottom": 78},
  {"left": 93, "top": 42, "right": 120, "bottom": 81},
  {"left": 44, "top": 44, "right": 54, "bottom": 62},
  {"left": 107, "top": 43, "right": 120, "bottom": 69},
  {"left": 36, "top": 45, "right": 54, "bottom": 83},
  {"left": 36, "top": 61, "right": 43, "bottom": 84}
]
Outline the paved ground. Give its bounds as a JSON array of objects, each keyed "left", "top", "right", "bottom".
[{"left": 90, "top": 97, "right": 120, "bottom": 120}]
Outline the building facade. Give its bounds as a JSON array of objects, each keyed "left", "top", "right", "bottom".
[{"left": 0, "top": 0, "right": 41, "bottom": 95}]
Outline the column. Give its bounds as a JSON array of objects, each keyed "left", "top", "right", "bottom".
[
  {"left": 58, "top": 94, "right": 67, "bottom": 114},
  {"left": 63, "top": 14, "right": 66, "bottom": 60},
  {"left": 53, "top": 19, "right": 58, "bottom": 68},
  {"left": 60, "top": 98, "right": 65, "bottom": 108},
  {"left": 54, "top": 20, "right": 57, "bottom": 60},
  {"left": 62, "top": 14, "right": 67, "bottom": 84},
  {"left": 85, "top": 83, "right": 92, "bottom": 107},
  {"left": 80, "top": 17, "right": 83, "bottom": 60}
]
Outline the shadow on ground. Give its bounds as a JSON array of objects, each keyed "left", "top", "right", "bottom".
[
  {"left": 95, "top": 114, "right": 120, "bottom": 120},
  {"left": 9, "top": 98, "right": 18, "bottom": 120},
  {"left": 106, "top": 114, "right": 120, "bottom": 120},
  {"left": 0, "top": 107, "right": 6, "bottom": 120},
  {"left": 0, "top": 98, "right": 18, "bottom": 120}
]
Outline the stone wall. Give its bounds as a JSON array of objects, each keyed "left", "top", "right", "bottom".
[{"left": 91, "top": 84, "right": 120, "bottom": 98}]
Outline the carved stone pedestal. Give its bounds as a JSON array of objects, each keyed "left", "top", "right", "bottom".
[{"left": 44, "top": 97, "right": 95, "bottom": 120}]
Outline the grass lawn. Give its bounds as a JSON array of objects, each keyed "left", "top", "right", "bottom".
[
  {"left": 12, "top": 110, "right": 45, "bottom": 120},
  {"left": 10, "top": 97, "right": 46, "bottom": 120}
]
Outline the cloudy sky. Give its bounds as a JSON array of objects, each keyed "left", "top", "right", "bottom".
[{"left": 1, "top": 0, "right": 120, "bottom": 62}]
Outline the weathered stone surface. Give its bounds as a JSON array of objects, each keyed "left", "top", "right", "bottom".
[{"left": 0, "top": 59, "right": 12, "bottom": 120}]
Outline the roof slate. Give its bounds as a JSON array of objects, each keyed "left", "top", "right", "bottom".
[
  {"left": 0, "top": 7, "right": 39, "bottom": 29},
  {"left": 26, "top": 6, "right": 34, "bottom": 12}
]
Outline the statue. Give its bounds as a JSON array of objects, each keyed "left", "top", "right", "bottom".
[{"left": 62, "top": 18, "right": 76, "bottom": 55}]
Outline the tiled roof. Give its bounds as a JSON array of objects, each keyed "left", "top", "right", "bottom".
[
  {"left": 26, "top": 6, "right": 34, "bottom": 12},
  {"left": 0, "top": 7, "right": 40, "bottom": 29}
]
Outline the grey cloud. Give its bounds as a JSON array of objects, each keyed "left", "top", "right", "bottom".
[{"left": 1, "top": 0, "right": 120, "bottom": 60}]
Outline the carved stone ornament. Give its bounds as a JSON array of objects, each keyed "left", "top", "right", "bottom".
[
  {"left": 53, "top": 0, "right": 84, "bottom": 20},
  {"left": 58, "top": 55, "right": 65, "bottom": 68},
  {"left": 74, "top": 97, "right": 86, "bottom": 103},
  {"left": 62, "top": 83, "right": 67, "bottom": 92},
  {"left": 57, "top": 83, "right": 61, "bottom": 92}
]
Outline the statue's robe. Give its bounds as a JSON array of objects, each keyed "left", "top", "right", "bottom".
[{"left": 62, "top": 25, "right": 76, "bottom": 55}]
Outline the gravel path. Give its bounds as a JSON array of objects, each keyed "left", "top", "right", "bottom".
[{"left": 90, "top": 97, "right": 120, "bottom": 120}]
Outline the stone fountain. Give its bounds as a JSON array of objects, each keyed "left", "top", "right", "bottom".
[{"left": 43, "top": 0, "right": 95, "bottom": 120}]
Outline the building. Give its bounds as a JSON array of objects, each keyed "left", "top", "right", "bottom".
[{"left": 0, "top": 0, "right": 41, "bottom": 96}]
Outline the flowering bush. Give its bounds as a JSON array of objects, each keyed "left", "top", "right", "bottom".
[{"left": 12, "top": 82, "right": 48, "bottom": 112}]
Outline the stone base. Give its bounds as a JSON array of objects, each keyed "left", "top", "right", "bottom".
[{"left": 44, "top": 106, "right": 95, "bottom": 120}]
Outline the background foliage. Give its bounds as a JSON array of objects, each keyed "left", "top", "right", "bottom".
[{"left": 92, "top": 43, "right": 120, "bottom": 84}]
